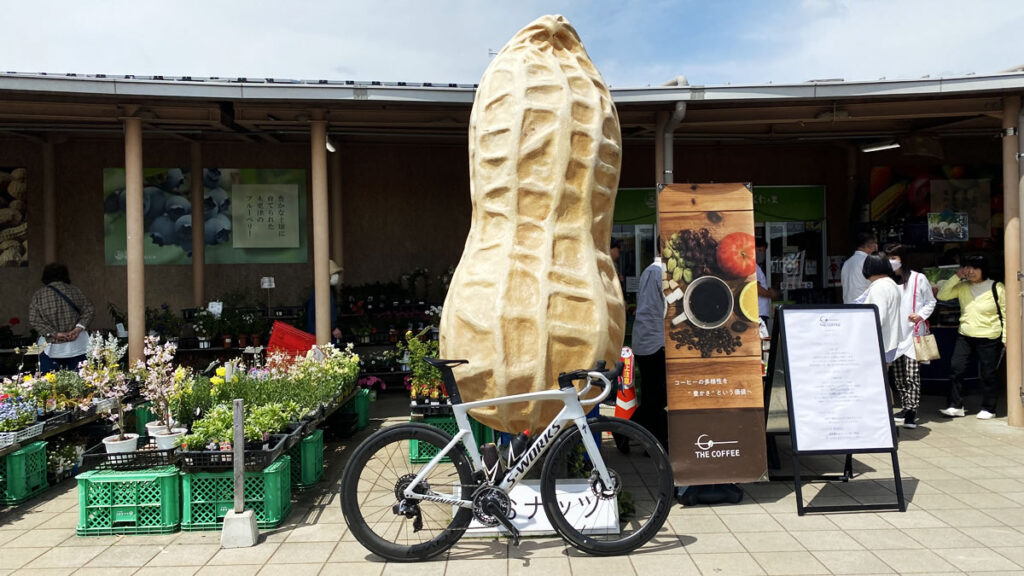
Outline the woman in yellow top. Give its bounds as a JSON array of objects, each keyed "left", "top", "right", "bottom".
[{"left": 936, "top": 255, "right": 1006, "bottom": 420}]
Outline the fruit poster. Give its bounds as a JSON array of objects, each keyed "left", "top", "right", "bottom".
[
  {"left": 0, "top": 167, "right": 27, "bottom": 267},
  {"left": 659, "top": 183, "right": 768, "bottom": 485},
  {"left": 103, "top": 168, "right": 307, "bottom": 265}
]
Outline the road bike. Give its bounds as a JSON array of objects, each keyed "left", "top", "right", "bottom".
[{"left": 340, "top": 358, "right": 674, "bottom": 561}]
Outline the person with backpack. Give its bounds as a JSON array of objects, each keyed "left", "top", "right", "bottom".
[{"left": 936, "top": 255, "right": 1006, "bottom": 419}]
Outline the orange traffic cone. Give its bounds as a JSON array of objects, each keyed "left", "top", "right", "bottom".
[{"left": 614, "top": 347, "right": 637, "bottom": 420}]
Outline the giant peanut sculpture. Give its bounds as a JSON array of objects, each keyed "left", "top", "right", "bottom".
[{"left": 439, "top": 15, "right": 625, "bottom": 433}]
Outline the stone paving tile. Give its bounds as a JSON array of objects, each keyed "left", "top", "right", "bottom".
[
  {"left": 84, "top": 545, "right": 164, "bottom": 568},
  {"left": 978, "top": 508, "right": 1024, "bottom": 527},
  {"left": 318, "top": 561, "right": 386, "bottom": 576},
  {"left": 667, "top": 512, "right": 729, "bottom": 534},
  {"left": 281, "top": 521, "right": 347, "bottom": 543},
  {"left": 447, "top": 539, "right": 509, "bottom": 560},
  {"left": 690, "top": 552, "right": 766, "bottom": 576},
  {"left": 904, "top": 526, "right": 984, "bottom": 549},
  {"left": 255, "top": 563, "right": 324, "bottom": 576},
  {"left": 752, "top": 551, "right": 830, "bottom": 575},
  {"left": 880, "top": 510, "right": 947, "bottom": 529},
  {"left": 56, "top": 536, "right": 119, "bottom": 547},
  {"left": 718, "top": 513, "right": 785, "bottom": 533},
  {"left": 811, "top": 550, "right": 894, "bottom": 574},
  {"left": 506, "top": 538, "right": 566, "bottom": 559},
  {"left": 736, "top": 531, "right": 804, "bottom": 553},
  {"left": 958, "top": 526, "right": 1024, "bottom": 548},
  {"left": 9, "top": 569, "right": 76, "bottom": 576},
  {"left": 444, "top": 558, "right": 509, "bottom": 576},
  {"left": 845, "top": 528, "right": 923, "bottom": 551},
  {"left": 168, "top": 532, "right": 222, "bottom": 545},
  {"left": 994, "top": 545, "right": 1024, "bottom": 567},
  {"left": 1, "top": 512, "right": 58, "bottom": 530},
  {"left": 823, "top": 513, "right": 892, "bottom": 531},
  {"left": 35, "top": 513, "right": 77, "bottom": 530},
  {"left": 0, "top": 530, "right": 21, "bottom": 546},
  {"left": 788, "top": 530, "right": 863, "bottom": 551},
  {"left": 206, "top": 543, "right": 281, "bottom": 566},
  {"left": 679, "top": 532, "right": 745, "bottom": 554},
  {"left": 133, "top": 567, "right": 201, "bottom": 576},
  {"left": 973, "top": 478, "right": 1024, "bottom": 492},
  {"left": 709, "top": 499, "right": 768, "bottom": 515},
  {"left": 379, "top": 560, "right": 447, "bottom": 576},
  {"left": 768, "top": 512, "right": 837, "bottom": 533},
  {"left": 5, "top": 529, "right": 74, "bottom": 548},
  {"left": 628, "top": 552, "right": 700, "bottom": 575},
  {"left": 905, "top": 493, "right": 971, "bottom": 510},
  {"left": 145, "top": 544, "right": 221, "bottom": 566},
  {"left": 327, "top": 539, "right": 383, "bottom": 563},
  {"left": 194, "top": 566, "right": 260, "bottom": 576},
  {"left": 21, "top": 546, "right": 107, "bottom": 570},
  {"left": 952, "top": 492, "right": 1022, "bottom": 509},
  {"left": 933, "top": 546, "right": 1024, "bottom": 572},
  {"left": 265, "top": 542, "right": 337, "bottom": 564},
  {"left": 928, "top": 507, "right": 1007, "bottom": 528},
  {"left": 109, "top": 533, "right": 179, "bottom": 546},
  {"left": 872, "top": 548, "right": 960, "bottom": 574}
]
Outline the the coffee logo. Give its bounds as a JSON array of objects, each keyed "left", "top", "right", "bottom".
[
  {"left": 694, "top": 433, "right": 741, "bottom": 459},
  {"left": 818, "top": 315, "right": 841, "bottom": 328}
]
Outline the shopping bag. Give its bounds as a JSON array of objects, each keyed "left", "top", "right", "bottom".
[{"left": 913, "top": 321, "right": 940, "bottom": 362}]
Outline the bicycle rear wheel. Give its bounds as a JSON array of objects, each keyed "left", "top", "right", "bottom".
[
  {"left": 340, "top": 422, "right": 476, "bottom": 562},
  {"left": 540, "top": 417, "right": 673, "bottom": 555}
]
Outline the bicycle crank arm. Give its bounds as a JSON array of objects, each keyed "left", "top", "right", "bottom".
[{"left": 483, "top": 500, "right": 520, "bottom": 546}]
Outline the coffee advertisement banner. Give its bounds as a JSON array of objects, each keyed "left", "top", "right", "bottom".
[{"left": 658, "top": 183, "right": 767, "bottom": 484}]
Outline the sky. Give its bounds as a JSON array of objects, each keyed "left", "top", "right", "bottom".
[{"left": 6, "top": 0, "right": 1024, "bottom": 88}]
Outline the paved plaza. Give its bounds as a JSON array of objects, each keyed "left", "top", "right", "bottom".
[{"left": 2, "top": 393, "right": 1024, "bottom": 576}]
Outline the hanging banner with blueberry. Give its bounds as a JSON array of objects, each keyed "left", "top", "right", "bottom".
[
  {"left": 102, "top": 168, "right": 307, "bottom": 264},
  {"left": 658, "top": 183, "right": 768, "bottom": 485}
]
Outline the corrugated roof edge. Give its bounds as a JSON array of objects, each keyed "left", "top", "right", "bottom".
[{"left": 1, "top": 70, "right": 1022, "bottom": 104}]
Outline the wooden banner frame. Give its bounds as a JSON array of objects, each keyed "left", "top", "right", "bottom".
[{"left": 769, "top": 304, "right": 906, "bottom": 515}]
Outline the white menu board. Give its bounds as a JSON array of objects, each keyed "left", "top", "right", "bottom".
[{"left": 782, "top": 307, "right": 895, "bottom": 452}]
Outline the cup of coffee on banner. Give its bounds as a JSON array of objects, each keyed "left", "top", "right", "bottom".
[{"left": 680, "top": 275, "right": 734, "bottom": 329}]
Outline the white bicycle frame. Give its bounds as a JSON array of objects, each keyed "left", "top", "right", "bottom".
[{"left": 402, "top": 370, "right": 617, "bottom": 508}]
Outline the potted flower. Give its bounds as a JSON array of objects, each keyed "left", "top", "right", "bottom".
[
  {"left": 249, "top": 313, "right": 270, "bottom": 348},
  {"left": 145, "top": 304, "right": 184, "bottom": 342},
  {"left": 79, "top": 333, "right": 137, "bottom": 453},
  {"left": 0, "top": 397, "right": 37, "bottom": 433},
  {"left": 397, "top": 328, "right": 444, "bottom": 408},
  {"left": 192, "top": 309, "right": 218, "bottom": 349},
  {"left": 131, "top": 335, "right": 187, "bottom": 449}
]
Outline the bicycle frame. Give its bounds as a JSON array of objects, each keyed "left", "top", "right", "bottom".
[{"left": 402, "top": 372, "right": 615, "bottom": 508}]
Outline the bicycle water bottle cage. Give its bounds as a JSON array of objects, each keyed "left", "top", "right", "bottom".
[{"left": 424, "top": 358, "right": 468, "bottom": 404}]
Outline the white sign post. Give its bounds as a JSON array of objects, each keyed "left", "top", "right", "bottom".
[{"left": 772, "top": 305, "right": 906, "bottom": 515}]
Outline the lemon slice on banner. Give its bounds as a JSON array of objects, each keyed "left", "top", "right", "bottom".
[{"left": 739, "top": 281, "right": 759, "bottom": 322}]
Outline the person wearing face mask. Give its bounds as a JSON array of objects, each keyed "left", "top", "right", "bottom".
[
  {"left": 884, "top": 244, "right": 936, "bottom": 429},
  {"left": 936, "top": 255, "right": 1006, "bottom": 419},
  {"left": 305, "top": 259, "right": 343, "bottom": 341}
]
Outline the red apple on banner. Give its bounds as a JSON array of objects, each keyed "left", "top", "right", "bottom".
[{"left": 716, "top": 232, "right": 756, "bottom": 278}]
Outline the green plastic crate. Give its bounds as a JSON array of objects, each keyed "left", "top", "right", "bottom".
[
  {"left": 0, "top": 441, "right": 48, "bottom": 505},
  {"left": 75, "top": 465, "right": 180, "bottom": 535},
  {"left": 286, "top": 429, "right": 324, "bottom": 490},
  {"left": 181, "top": 455, "right": 291, "bottom": 531},
  {"left": 410, "top": 416, "right": 493, "bottom": 463}
]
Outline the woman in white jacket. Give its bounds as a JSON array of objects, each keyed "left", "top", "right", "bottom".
[{"left": 885, "top": 245, "right": 936, "bottom": 429}]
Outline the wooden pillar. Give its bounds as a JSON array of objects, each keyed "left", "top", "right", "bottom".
[
  {"left": 124, "top": 117, "right": 145, "bottom": 363},
  {"left": 1003, "top": 96, "right": 1022, "bottom": 428},
  {"left": 654, "top": 111, "right": 667, "bottom": 187},
  {"left": 329, "top": 146, "right": 344, "bottom": 283},
  {"left": 42, "top": 138, "right": 56, "bottom": 263},
  {"left": 190, "top": 142, "right": 205, "bottom": 307},
  {"left": 311, "top": 119, "right": 330, "bottom": 344}
]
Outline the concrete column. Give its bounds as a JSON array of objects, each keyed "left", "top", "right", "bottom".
[
  {"left": 1003, "top": 96, "right": 1022, "bottom": 428},
  {"left": 124, "top": 117, "right": 145, "bottom": 363},
  {"left": 329, "top": 147, "right": 344, "bottom": 283},
  {"left": 42, "top": 138, "right": 56, "bottom": 263},
  {"left": 190, "top": 142, "right": 205, "bottom": 307},
  {"left": 311, "top": 120, "right": 330, "bottom": 344}
]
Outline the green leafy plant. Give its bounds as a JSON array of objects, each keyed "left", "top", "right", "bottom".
[
  {"left": 145, "top": 304, "right": 184, "bottom": 339},
  {"left": 191, "top": 310, "right": 219, "bottom": 340},
  {"left": 397, "top": 328, "right": 442, "bottom": 395}
]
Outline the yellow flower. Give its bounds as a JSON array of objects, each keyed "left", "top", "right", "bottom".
[
  {"left": 216, "top": 366, "right": 226, "bottom": 377},
  {"left": 210, "top": 376, "right": 224, "bottom": 386},
  {"left": 23, "top": 375, "right": 32, "bottom": 382},
  {"left": 45, "top": 372, "right": 57, "bottom": 383}
]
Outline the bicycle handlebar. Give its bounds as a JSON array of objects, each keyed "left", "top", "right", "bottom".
[{"left": 557, "top": 360, "right": 624, "bottom": 407}]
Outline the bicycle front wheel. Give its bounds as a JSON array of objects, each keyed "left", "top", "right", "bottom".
[
  {"left": 340, "top": 422, "right": 476, "bottom": 562},
  {"left": 540, "top": 417, "right": 673, "bottom": 555}
]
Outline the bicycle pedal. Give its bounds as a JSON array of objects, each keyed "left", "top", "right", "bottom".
[{"left": 483, "top": 500, "right": 521, "bottom": 546}]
